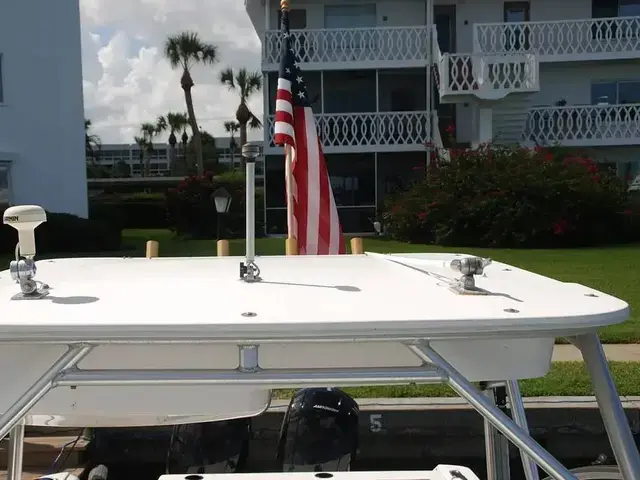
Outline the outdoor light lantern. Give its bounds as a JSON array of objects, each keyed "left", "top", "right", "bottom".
[
  {"left": 213, "top": 187, "right": 232, "bottom": 214},
  {"left": 242, "top": 143, "right": 261, "bottom": 161}
]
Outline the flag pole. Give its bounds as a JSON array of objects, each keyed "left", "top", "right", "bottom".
[{"left": 281, "top": 0, "right": 298, "bottom": 256}]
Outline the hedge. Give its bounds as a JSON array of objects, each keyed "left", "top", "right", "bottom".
[
  {"left": 90, "top": 193, "right": 169, "bottom": 230},
  {"left": 383, "top": 144, "right": 640, "bottom": 248},
  {"left": 0, "top": 207, "right": 122, "bottom": 255},
  {"left": 89, "top": 173, "right": 264, "bottom": 238}
]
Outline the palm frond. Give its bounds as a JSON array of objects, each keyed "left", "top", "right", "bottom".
[
  {"left": 220, "top": 68, "right": 235, "bottom": 90},
  {"left": 249, "top": 114, "right": 262, "bottom": 130}
]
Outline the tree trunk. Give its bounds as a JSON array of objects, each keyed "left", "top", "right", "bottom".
[
  {"left": 239, "top": 123, "right": 248, "bottom": 170},
  {"left": 183, "top": 86, "right": 204, "bottom": 176},
  {"left": 139, "top": 154, "right": 145, "bottom": 177},
  {"left": 168, "top": 146, "right": 176, "bottom": 176}
]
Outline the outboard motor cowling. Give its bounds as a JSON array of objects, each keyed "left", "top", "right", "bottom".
[
  {"left": 166, "top": 418, "right": 251, "bottom": 474},
  {"left": 276, "top": 387, "right": 359, "bottom": 472}
]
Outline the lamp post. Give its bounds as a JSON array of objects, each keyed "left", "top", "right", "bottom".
[
  {"left": 213, "top": 187, "right": 232, "bottom": 240},
  {"left": 240, "top": 142, "right": 261, "bottom": 282}
]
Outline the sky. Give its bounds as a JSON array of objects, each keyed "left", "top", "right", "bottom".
[{"left": 80, "top": 0, "right": 264, "bottom": 145}]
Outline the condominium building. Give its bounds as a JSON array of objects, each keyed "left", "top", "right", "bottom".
[
  {"left": 95, "top": 139, "right": 265, "bottom": 179},
  {"left": 0, "top": 1, "right": 87, "bottom": 216},
  {"left": 245, "top": 0, "right": 640, "bottom": 234}
]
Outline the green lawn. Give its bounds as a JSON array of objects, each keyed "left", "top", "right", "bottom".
[
  {"left": 121, "top": 229, "right": 640, "bottom": 344},
  {"left": 274, "top": 361, "right": 640, "bottom": 398}
]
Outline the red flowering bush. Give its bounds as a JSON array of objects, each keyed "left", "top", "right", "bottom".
[
  {"left": 165, "top": 171, "right": 264, "bottom": 238},
  {"left": 383, "top": 144, "right": 637, "bottom": 247}
]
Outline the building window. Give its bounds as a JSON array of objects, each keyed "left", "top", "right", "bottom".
[
  {"left": 503, "top": 2, "right": 530, "bottom": 50},
  {"left": 619, "top": 0, "right": 640, "bottom": 16},
  {"left": 593, "top": 0, "right": 640, "bottom": 17},
  {"left": 324, "top": 4, "right": 376, "bottom": 29},
  {"left": 322, "top": 71, "right": 376, "bottom": 114},
  {"left": 0, "top": 162, "right": 11, "bottom": 205},
  {"left": 434, "top": 5, "right": 456, "bottom": 53},
  {"left": 591, "top": 80, "right": 640, "bottom": 104},
  {"left": 264, "top": 153, "right": 376, "bottom": 235},
  {"left": 277, "top": 8, "right": 307, "bottom": 29},
  {"left": 0, "top": 53, "right": 4, "bottom": 104},
  {"left": 325, "top": 153, "right": 376, "bottom": 207}
]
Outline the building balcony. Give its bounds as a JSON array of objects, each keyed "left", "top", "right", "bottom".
[
  {"left": 522, "top": 103, "right": 640, "bottom": 147},
  {"left": 432, "top": 28, "right": 539, "bottom": 103},
  {"left": 474, "top": 16, "right": 640, "bottom": 62},
  {"left": 262, "top": 26, "right": 430, "bottom": 71},
  {"left": 265, "top": 111, "right": 430, "bottom": 154}
]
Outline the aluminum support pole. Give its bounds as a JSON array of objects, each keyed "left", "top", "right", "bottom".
[
  {"left": 506, "top": 380, "right": 540, "bottom": 480},
  {"left": 0, "top": 345, "right": 92, "bottom": 442},
  {"left": 407, "top": 342, "right": 577, "bottom": 480},
  {"left": 570, "top": 333, "right": 640, "bottom": 480},
  {"left": 483, "top": 385, "right": 510, "bottom": 480},
  {"left": 6, "top": 422, "right": 25, "bottom": 480},
  {"left": 55, "top": 365, "right": 446, "bottom": 388}
]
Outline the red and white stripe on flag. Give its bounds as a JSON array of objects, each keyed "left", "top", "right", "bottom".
[{"left": 274, "top": 78, "right": 346, "bottom": 255}]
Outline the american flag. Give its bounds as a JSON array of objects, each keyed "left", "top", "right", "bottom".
[{"left": 273, "top": 9, "right": 346, "bottom": 255}]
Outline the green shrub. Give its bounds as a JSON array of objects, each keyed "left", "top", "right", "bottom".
[
  {"left": 90, "top": 194, "right": 168, "bottom": 229},
  {"left": 0, "top": 209, "right": 122, "bottom": 255},
  {"left": 383, "top": 144, "right": 635, "bottom": 248},
  {"left": 165, "top": 171, "right": 264, "bottom": 238}
]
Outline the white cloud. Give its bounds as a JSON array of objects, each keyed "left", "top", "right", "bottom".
[{"left": 80, "top": 0, "right": 264, "bottom": 144}]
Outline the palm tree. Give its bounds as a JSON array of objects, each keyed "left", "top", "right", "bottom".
[
  {"left": 140, "top": 122, "right": 158, "bottom": 177},
  {"left": 224, "top": 121, "right": 240, "bottom": 171},
  {"left": 134, "top": 136, "right": 147, "bottom": 177},
  {"left": 219, "top": 68, "right": 263, "bottom": 168},
  {"left": 158, "top": 112, "right": 188, "bottom": 175},
  {"left": 84, "top": 119, "right": 102, "bottom": 164},
  {"left": 164, "top": 32, "right": 218, "bottom": 176}
]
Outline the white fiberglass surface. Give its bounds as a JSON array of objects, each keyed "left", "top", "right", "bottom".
[
  {"left": 157, "top": 465, "right": 481, "bottom": 480},
  {"left": 0, "top": 253, "right": 629, "bottom": 340}
]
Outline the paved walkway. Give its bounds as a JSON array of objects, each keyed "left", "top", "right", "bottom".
[{"left": 553, "top": 343, "right": 640, "bottom": 362}]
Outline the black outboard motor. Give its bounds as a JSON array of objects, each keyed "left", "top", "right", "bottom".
[
  {"left": 276, "top": 388, "right": 360, "bottom": 472},
  {"left": 166, "top": 418, "right": 251, "bottom": 474}
]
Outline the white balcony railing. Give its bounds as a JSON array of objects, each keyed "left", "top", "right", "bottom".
[
  {"left": 266, "top": 111, "right": 430, "bottom": 152},
  {"left": 474, "top": 16, "right": 640, "bottom": 61},
  {"left": 522, "top": 103, "right": 640, "bottom": 146},
  {"left": 432, "top": 27, "right": 539, "bottom": 101},
  {"left": 262, "top": 26, "right": 430, "bottom": 69}
]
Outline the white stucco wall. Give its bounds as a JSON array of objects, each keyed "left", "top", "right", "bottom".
[{"left": 0, "top": 0, "right": 87, "bottom": 217}]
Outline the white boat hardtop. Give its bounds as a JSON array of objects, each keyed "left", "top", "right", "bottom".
[{"left": 0, "top": 253, "right": 628, "bottom": 341}]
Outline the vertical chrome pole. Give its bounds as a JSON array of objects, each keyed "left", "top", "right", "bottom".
[
  {"left": 506, "top": 380, "right": 540, "bottom": 480},
  {"left": 240, "top": 143, "right": 262, "bottom": 282},
  {"left": 6, "top": 422, "right": 25, "bottom": 480},
  {"left": 570, "top": 333, "right": 640, "bottom": 480},
  {"left": 246, "top": 159, "right": 256, "bottom": 264},
  {"left": 482, "top": 384, "right": 511, "bottom": 480}
]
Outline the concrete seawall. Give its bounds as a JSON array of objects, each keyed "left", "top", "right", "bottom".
[
  {"left": 33, "top": 396, "right": 639, "bottom": 475},
  {"left": 245, "top": 396, "right": 640, "bottom": 470}
]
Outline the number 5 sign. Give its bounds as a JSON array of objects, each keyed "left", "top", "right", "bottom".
[{"left": 369, "top": 413, "right": 383, "bottom": 432}]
